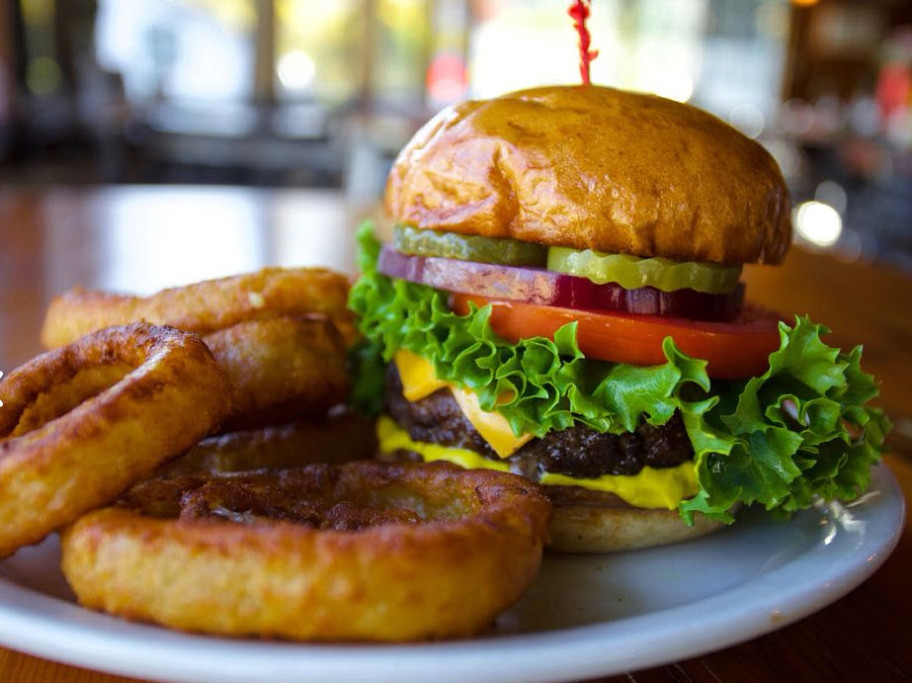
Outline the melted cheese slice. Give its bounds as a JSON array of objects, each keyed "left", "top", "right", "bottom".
[
  {"left": 449, "top": 387, "right": 534, "bottom": 458},
  {"left": 395, "top": 349, "right": 448, "bottom": 402},
  {"left": 376, "top": 416, "right": 698, "bottom": 510},
  {"left": 393, "top": 350, "right": 532, "bottom": 458}
]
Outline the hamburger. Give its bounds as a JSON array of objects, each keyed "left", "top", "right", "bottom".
[{"left": 348, "top": 85, "right": 888, "bottom": 552}]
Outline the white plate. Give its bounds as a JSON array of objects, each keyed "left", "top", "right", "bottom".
[{"left": 0, "top": 464, "right": 904, "bottom": 683}]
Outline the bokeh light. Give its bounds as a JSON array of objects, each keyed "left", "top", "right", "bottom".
[
  {"left": 277, "top": 50, "right": 316, "bottom": 91},
  {"left": 794, "top": 200, "right": 843, "bottom": 248}
]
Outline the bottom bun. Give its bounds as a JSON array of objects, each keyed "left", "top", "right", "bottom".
[
  {"left": 545, "top": 486, "right": 727, "bottom": 553},
  {"left": 378, "top": 445, "right": 726, "bottom": 554}
]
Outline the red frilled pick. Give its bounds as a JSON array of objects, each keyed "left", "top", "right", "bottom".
[{"left": 568, "top": 0, "right": 599, "bottom": 85}]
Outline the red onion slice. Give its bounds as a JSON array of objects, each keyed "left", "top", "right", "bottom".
[{"left": 377, "top": 246, "right": 744, "bottom": 322}]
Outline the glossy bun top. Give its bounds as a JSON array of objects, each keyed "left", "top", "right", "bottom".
[{"left": 385, "top": 85, "right": 792, "bottom": 265}]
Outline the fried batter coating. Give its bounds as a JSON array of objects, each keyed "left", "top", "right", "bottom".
[
  {"left": 202, "top": 315, "right": 350, "bottom": 431},
  {"left": 40, "top": 267, "right": 357, "bottom": 349},
  {"left": 172, "top": 472, "right": 422, "bottom": 529},
  {"left": 157, "top": 411, "right": 378, "bottom": 476},
  {"left": 0, "top": 323, "right": 230, "bottom": 558},
  {"left": 61, "top": 462, "right": 551, "bottom": 641},
  {"left": 40, "top": 268, "right": 358, "bottom": 429}
]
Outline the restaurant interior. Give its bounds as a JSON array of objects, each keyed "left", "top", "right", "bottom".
[{"left": 1, "top": 0, "right": 912, "bottom": 272}]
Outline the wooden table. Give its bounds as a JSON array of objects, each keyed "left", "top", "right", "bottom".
[{"left": 0, "top": 186, "right": 909, "bottom": 682}]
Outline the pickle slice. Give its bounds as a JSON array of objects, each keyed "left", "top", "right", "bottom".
[
  {"left": 547, "top": 247, "right": 742, "bottom": 294},
  {"left": 394, "top": 225, "right": 547, "bottom": 266}
]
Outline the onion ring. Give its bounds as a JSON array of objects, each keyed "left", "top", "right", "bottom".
[
  {"left": 0, "top": 323, "right": 230, "bottom": 558},
  {"left": 60, "top": 462, "right": 551, "bottom": 641},
  {"left": 40, "top": 267, "right": 357, "bottom": 349},
  {"left": 157, "top": 411, "right": 378, "bottom": 477},
  {"left": 202, "top": 315, "right": 350, "bottom": 431}
]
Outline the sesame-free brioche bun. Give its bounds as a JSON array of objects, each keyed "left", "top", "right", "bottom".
[
  {"left": 385, "top": 85, "right": 792, "bottom": 265},
  {"left": 545, "top": 486, "right": 727, "bottom": 553}
]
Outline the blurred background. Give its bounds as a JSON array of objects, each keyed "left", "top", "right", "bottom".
[{"left": 1, "top": 0, "right": 911, "bottom": 272}]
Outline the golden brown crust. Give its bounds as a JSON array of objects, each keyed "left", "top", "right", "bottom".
[
  {"left": 545, "top": 486, "right": 725, "bottom": 553},
  {"left": 202, "top": 315, "right": 350, "bottom": 431},
  {"left": 60, "top": 462, "right": 551, "bottom": 642},
  {"left": 39, "top": 270, "right": 358, "bottom": 430},
  {"left": 157, "top": 412, "right": 378, "bottom": 477},
  {"left": 0, "top": 323, "right": 231, "bottom": 558},
  {"left": 385, "top": 85, "right": 792, "bottom": 265},
  {"left": 40, "top": 267, "right": 357, "bottom": 349}
]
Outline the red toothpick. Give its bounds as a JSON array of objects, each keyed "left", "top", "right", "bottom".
[{"left": 568, "top": 0, "right": 599, "bottom": 85}]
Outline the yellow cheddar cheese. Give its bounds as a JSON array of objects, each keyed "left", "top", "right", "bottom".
[
  {"left": 394, "top": 349, "right": 448, "bottom": 401},
  {"left": 393, "top": 350, "right": 532, "bottom": 458},
  {"left": 449, "top": 387, "right": 534, "bottom": 459}
]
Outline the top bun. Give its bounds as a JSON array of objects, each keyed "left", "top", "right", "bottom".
[{"left": 385, "top": 85, "right": 792, "bottom": 265}]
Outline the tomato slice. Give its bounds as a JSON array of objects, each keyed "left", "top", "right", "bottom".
[{"left": 451, "top": 294, "right": 783, "bottom": 379}]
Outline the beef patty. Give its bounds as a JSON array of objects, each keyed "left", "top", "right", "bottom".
[{"left": 384, "top": 364, "right": 693, "bottom": 479}]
